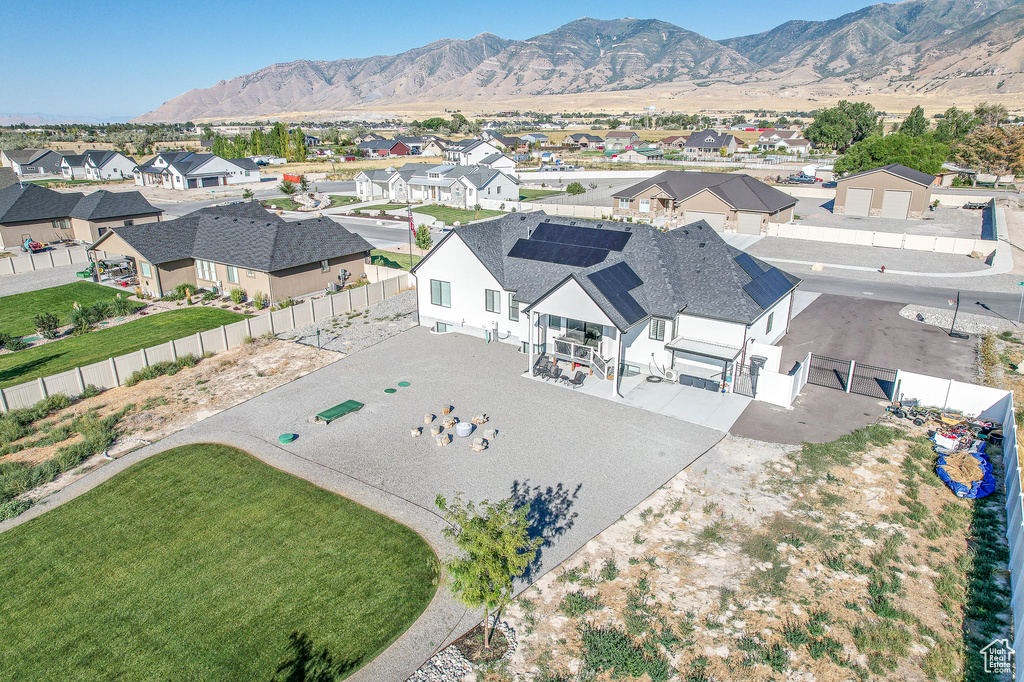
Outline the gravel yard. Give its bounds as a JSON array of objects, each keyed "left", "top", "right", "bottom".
[
  {"left": 793, "top": 198, "right": 988, "bottom": 239},
  {"left": 0, "top": 263, "right": 79, "bottom": 296},
  {"left": 279, "top": 288, "right": 417, "bottom": 353},
  {"left": 745, "top": 237, "right": 991, "bottom": 273}
]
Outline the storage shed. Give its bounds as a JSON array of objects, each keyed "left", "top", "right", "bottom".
[{"left": 834, "top": 164, "right": 936, "bottom": 220}]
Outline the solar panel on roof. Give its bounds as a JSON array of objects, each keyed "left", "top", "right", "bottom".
[
  {"left": 734, "top": 253, "right": 763, "bottom": 279},
  {"left": 587, "top": 262, "right": 642, "bottom": 299},
  {"left": 507, "top": 239, "right": 609, "bottom": 268},
  {"left": 607, "top": 291, "right": 647, "bottom": 325},
  {"left": 742, "top": 267, "right": 793, "bottom": 309},
  {"left": 531, "top": 222, "right": 631, "bottom": 251}
]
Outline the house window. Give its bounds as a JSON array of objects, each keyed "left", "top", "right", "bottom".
[
  {"left": 51, "top": 218, "right": 71, "bottom": 230},
  {"left": 485, "top": 289, "right": 500, "bottom": 314},
  {"left": 321, "top": 259, "right": 330, "bottom": 272},
  {"left": 649, "top": 319, "right": 666, "bottom": 341},
  {"left": 618, "top": 198, "right": 629, "bottom": 209},
  {"left": 246, "top": 269, "right": 254, "bottom": 277},
  {"left": 639, "top": 199, "right": 650, "bottom": 213},
  {"left": 766, "top": 312, "right": 774, "bottom": 334},
  {"left": 123, "top": 219, "right": 134, "bottom": 226},
  {"left": 195, "top": 259, "right": 216, "bottom": 281},
  {"left": 430, "top": 279, "right": 451, "bottom": 308},
  {"left": 140, "top": 262, "right": 152, "bottom": 278},
  {"left": 435, "top": 322, "right": 453, "bottom": 333},
  {"left": 497, "top": 185, "right": 502, "bottom": 194},
  {"left": 509, "top": 294, "right": 519, "bottom": 321},
  {"left": 226, "top": 266, "right": 238, "bottom": 284},
  {"left": 548, "top": 315, "right": 561, "bottom": 330}
]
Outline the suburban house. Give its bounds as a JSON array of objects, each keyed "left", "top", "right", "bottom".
[
  {"left": 61, "top": 154, "right": 90, "bottom": 179},
  {"left": 445, "top": 139, "right": 501, "bottom": 166},
  {"left": 658, "top": 135, "right": 688, "bottom": 150},
  {"left": 612, "top": 171, "right": 797, "bottom": 234},
  {"left": 520, "top": 133, "right": 549, "bottom": 145},
  {"left": 352, "top": 133, "right": 385, "bottom": 144},
  {"left": 357, "top": 140, "right": 411, "bottom": 158},
  {"left": 0, "top": 184, "right": 162, "bottom": 248},
  {"left": 603, "top": 131, "right": 642, "bottom": 151},
  {"left": 89, "top": 202, "right": 373, "bottom": 300},
  {"left": 486, "top": 134, "right": 523, "bottom": 151},
  {"left": 133, "top": 152, "right": 261, "bottom": 190},
  {"left": 614, "top": 148, "right": 664, "bottom": 164},
  {"left": 834, "top": 164, "right": 936, "bottom": 219},
  {"left": 354, "top": 163, "right": 519, "bottom": 209},
  {"left": 411, "top": 211, "right": 799, "bottom": 395},
  {"left": 393, "top": 136, "right": 425, "bottom": 154},
  {"left": 682, "top": 130, "right": 737, "bottom": 157},
  {"left": 757, "top": 130, "right": 812, "bottom": 155},
  {"left": 75, "top": 150, "right": 136, "bottom": 180},
  {"left": 420, "top": 138, "right": 450, "bottom": 156},
  {"left": 565, "top": 133, "right": 604, "bottom": 149},
  {"left": 1, "top": 149, "right": 67, "bottom": 176}
]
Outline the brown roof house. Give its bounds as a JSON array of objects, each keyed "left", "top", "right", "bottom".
[
  {"left": 834, "top": 164, "right": 937, "bottom": 219},
  {"left": 0, "top": 184, "right": 162, "bottom": 248},
  {"left": 613, "top": 170, "right": 797, "bottom": 234},
  {"left": 603, "top": 131, "right": 642, "bottom": 151},
  {"left": 89, "top": 202, "right": 373, "bottom": 301}
]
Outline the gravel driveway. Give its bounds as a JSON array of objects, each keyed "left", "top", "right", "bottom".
[
  {"left": 0, "top": 263, "right": 80, "bottom": 296},
  {"left": 279, "top": 288, "right": 417, "bottom": 353}
]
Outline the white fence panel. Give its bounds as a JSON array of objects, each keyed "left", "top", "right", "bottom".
[
  {"left": 366, "top": 284, "right": 384, "bottom": 305},
  {"left": 114, "top": 353, "right": 145, "bottom": 382},
  {"left": 293, "top": 303, "right": 313, "bottom": 327},
  {"left": 81, "top": 361, "right": 117, "bottom": 390},
  {"left": 249, "top": 315, "right": 272, "bottom": 337},
  {"left": 224, "top": 320, "right": 248, "bottom": 347},
  {"left": 51, "top": 249, "right": 72, "bottom": 266},
  {"left": 2, "top": 381, "right": 44, "bottom": 409},
  {"left": 173, "top": 336, "right": 202, "bottom": 358},
  {"left": 312, "top": 297, "right": 333, "bottom": 321},
  {"left": 146, "top": 345, "right": 173, "bottom": 365},
  {"left": 200, "top": 328, "right": 227, "bottom": 352},
  {"left": 350, "top": 286, "right": 369, "bottom": 309},
  {"left": 43, "top": 370, "right": 80, "bottom": 398},
  {"left": 270, "top": 309, "right": 293, "bottom": 332},
  {"left": 332, "top": 292, "right": 351, "bottom": 315}
]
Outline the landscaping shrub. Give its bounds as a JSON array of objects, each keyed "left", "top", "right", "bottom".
[
  {"left": 110, "top": 294, "right": 136, "bottom": 317},
  {"left": 124, "top": 354, "right": 199, "bottom": 387},
  {"left": 230, "top": 288, "right": 246, "bottom": 305},
  {"left": 201, "top": 290, "right": 217, "bottom": 302},
  {"left": 252, "top": 291, "right": 268, "bottom": 310},
  {"left": 579, "top": 625, "right": 670, "bottom": 681},
  {"left": 34, "top": 312, "right": 60, "bottom": 339},
  {"left": 79, "top": 384, "right": 102, "bottom": 399},
  {"left": 274, "top": 297, "right": 297, "bottom": 310},
  {"left": 3, "top": 337, "right": 27, "bottom": 351},
  {"left": 69, "top": 306, "right": 93, "bottom": 333},
  {"left": 89, "top": 302, "right": 111, "bottom": 322},
  {"left": 566, "top": 182, "right": 586, "bottom": 195},
  {"left": 0, "top": 498, "right": 32, "bottom": 522},
  {"left": 0, "top": 332, "right": 10, "bottom": 348},
  {"left": 560, "top": 591, "right": 602, "bottom": 618}
]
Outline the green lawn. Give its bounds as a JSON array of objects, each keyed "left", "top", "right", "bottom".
[
  {"left": 0, "top": 282, "right": 137, "bottom": 338},
  {"left": 329, "top": 195, "right": 358, "bottom": 206},
  {"left": 0, "top": 444, "right": 437, "bottom": 681},
  {"left": 0, "top": 307, "right": 245, "bottom": 388},
  {"left": 359, "top": 204, "right": 410, "bottom": 213},
  {"left": 370, "top": 249, "right": 422, "bottom": 271},
  {"left": 262, "top": 195, "right": 359, "bottom": 211},
  {"left": 519, "top": 189, "right": 565, "bottom": 201},
  {"left": 414, "top": 205, "right": 504, "bottom": 224}
]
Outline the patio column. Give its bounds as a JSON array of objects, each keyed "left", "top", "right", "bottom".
[
  {"left": 528, "top": 312, "right": 535, "bottom": 373},
  {"left": 610, "top": 328, "right": 622, "bottom": 399}
]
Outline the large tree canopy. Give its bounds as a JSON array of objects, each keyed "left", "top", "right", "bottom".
[
  {"left": 805, "top": 101, "right": 883, "bottom": 151},
  {"left": 833, "top": 134, "right": 949, "bottom": 176},
  {"left": 934, "top": 107, "right": 979, "bottom": 143},
  {"left": 899, "top": 106, "right": 929, "bottom": 137}
]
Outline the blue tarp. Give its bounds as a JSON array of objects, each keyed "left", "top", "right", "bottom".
[{"left": 935, "top": 440, "right": 996, "bottom": 499}]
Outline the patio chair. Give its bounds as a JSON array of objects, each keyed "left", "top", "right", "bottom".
[
  {"left": 547, "top": 366, "right": 563, "bottom": 383},
  {"left": 566, "top": 371, "right": 586, "bottom": 389},
  {"left": 533, "top": 363, "right": 550, "bottom": 378}
]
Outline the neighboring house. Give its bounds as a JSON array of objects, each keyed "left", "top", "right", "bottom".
[
  {"left": 658, "top": 135, "right": 688, "bottom": 150},
  {"left": 393, "top": 136, "right": 424, "bottom": 154},
  {"left": 89, "top": 202, "right": 373, "bottom": 300},
  {"left": 305, "top": 135, "right": 321, "bottom": 146},
  {"left": 250, "top": 155, "right": 287, "bottom": 166},
  {"left": 0, "top": 167, "right": 16, "bottom": 190},
  {"left": 520, "top": 133, "right": 548, "bottom": 145},
  {"left": 61, "top": 154, "right": 90, "bottom": 180},
  {"left": 487, "top": 135, "right": 523, "bottom": 151},
  {"left": 615, "top": 148, "right": 664, "bottom": 164},
  {"left": 758, "top": 130, "right": 812, "bottom": 155},
  {"left": 84, "top": 151, "right": 136, "bottom": 180},
  {"left": 477, "top": 153, "right": 516, "bottom": 173},
  {"left": 133, "top": 152, "right": 261, "bottom": 190},
  {"left": 357, "top": 140, "right": 411, "bottom": 158},
  {"left": 682, "top": 130, "right": 737, "bottom": 157},
  {"left": 565, "top": 133, "right": 604, "bottom": 148},
  {"left": 445, "top": 140, "right": 505, "bottom": 166},
  {"left": 420, "top": 138, "right": 450, "bottom": 156},
  {"left": 411, "top": 212, "right": 799, "bottom": 395},
  {"left": 603, "top": 131, "right": 641, "bottom": 151},
  {"left": 352, "top": 133, "right": 385, "bottom": 145},
  {"left": 612, "top": 170, "right": 796, "bottom": 234},
  {"left": 834, "top": 164, "right": 936, "bottom": 219},
  {"left": 0, "top": 183, "right": 162, "bottom": 248},
  {"left": 1, "top": 149, "right": 66, "bottom": 176},
  {"left": 354, "top": 163, "right": 519, "bottom": 209}
]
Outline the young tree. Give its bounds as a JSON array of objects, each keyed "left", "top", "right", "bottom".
[
  {"left": 242, "top": 188, "right": 254, "bottom": 200},
  {"left": 415, "top": 225, "right": 433, "bottom": 251},
  {"left": 298, "top": 174, "right": 310, "bottom": 192},
  {"left": 435, "top": 494, "right": 542, "bottom": 648},
  {"left": 566, "top": 181, "right": 586, "bottom": 195},
  {"left": 899, "top": 106, "right": 929, "bottom": 137},
  {"left": 278, "top": 180, "right": 296, "bottom": 195}
]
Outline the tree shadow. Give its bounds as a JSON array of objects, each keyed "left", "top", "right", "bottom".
[
  {"left": 270, "top": 631, "right": 361, "bottom": 682},
  {"left": 0, "top": 352, "right": 63, "bottom": 386},
  {"left": 509, "top": 479, "right": 582, "bottom": 581}
]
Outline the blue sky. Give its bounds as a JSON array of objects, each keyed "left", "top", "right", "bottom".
[{"left": 0, "top": 0, "right": 890, "bottom": 120}]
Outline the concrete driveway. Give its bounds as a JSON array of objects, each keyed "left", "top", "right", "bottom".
[
  {"left": 10, "top": 327, "right": 724, "bottom": 681},
  {"left": 732, "top": 293, "right": 977, "bottom": 443}
]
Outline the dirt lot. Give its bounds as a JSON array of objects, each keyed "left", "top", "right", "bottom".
[{"left": 501, "top": 419, "right": 1010, "bottom": 681}]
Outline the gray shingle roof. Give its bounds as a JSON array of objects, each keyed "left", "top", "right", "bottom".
[
  {"left": 358, "top": 140, "right": 403, "bottom": 150},
  {"left": 615, "top": 171, "right": 796, "bottom": 214},
  {"left": 684, "top": 129, "right": 734, "bottom": 149},
  {"left": 99, "top": 202, "right": 373, "bottom": 272},
  {"left": 69, "top": 190, "right": 162, "bottom": 221},
  {"left": 422, "top": 211, "right": 799, "bottom": 330},
  {"left": 0, "top": 184, "right": 84, "bottom": 224},
  {"left": 840, "top": 163, "right": 936, "bottom": 187},
  {"left": 2, "top": 149, "right": 51, "bottom": 165},
  {"left": 0, "top": 168, "right": 16, "bottom": 190}
]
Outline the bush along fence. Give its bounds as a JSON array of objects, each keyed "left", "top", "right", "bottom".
[{"left": 0, "top": 273, "right": 411, "bottom": 413}]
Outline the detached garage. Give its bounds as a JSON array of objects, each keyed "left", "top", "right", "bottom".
[{"left": 835, "top": 164, "right": 935, "bottom": 220}]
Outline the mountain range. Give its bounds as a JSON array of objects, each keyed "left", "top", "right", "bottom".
[{"left": 135, "top": 0, "right": 1024, "bottom": 122}]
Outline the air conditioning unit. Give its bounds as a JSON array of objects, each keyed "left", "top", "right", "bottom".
[{"left": 664, "top": 369, "right": 678, "bottom": 382}]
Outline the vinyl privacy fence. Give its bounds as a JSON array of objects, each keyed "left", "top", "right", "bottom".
[{"left": 0, "top": 273, "right": 410, "bottom": 412}]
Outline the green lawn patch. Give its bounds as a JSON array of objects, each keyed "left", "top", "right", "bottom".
[
  {"left": 519, "top": 189, "right": 565, "bottom": 201},
  {"left": 0, "top": 307, "right": 245, "bottom": 388},
  {"left": 0, "top": 282, "right": 138, "bottom": 338},
  {"left": 261, "top": 197, "right": 303, "bottom": 211},
  {"left": 414, "top": 205, "right": 504, "bottom": 224},
  {"left": 329, "top": 195, "right": 358, "bottom": 206},
  {"left": 0, "top": 443, "right": 437, "bottom": 681},
  {"left": 369, "top": 250, "right": 422, "bottom": 271},
  {"left": 359, "top": 204, "right": 411, "bottom": 213}
]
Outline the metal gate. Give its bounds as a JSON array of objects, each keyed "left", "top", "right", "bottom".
[
  {"left": 733, "top": 365, "right": 755, "bottom": 397},
  {"left": 850, "top": 363, "right": 897, "bottom": 399},
  {"left": 807, "top": 355, "right": 852, "bottom": 391}
]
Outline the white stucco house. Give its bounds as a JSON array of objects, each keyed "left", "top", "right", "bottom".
[
  {"left": 82, "top": 151, "right": 136, "bottom": 180},
  {"left": 354, "top": 163, "right": 519, "bottom": 209},
  {"left": 411, "top": 212, "right": 800, "bottom": 398},
  {"left": 133, "top": 152, "right": 261, "bottom": 190}
]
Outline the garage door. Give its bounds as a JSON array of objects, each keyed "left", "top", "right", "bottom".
[
  {"left": 737, "top": 212, "right": 762, "bottom": 235},
  {"left": 683, "top": 210, "right": 726, "bottom": 231},
  {"left": 844, "top": 188, "right": 873, "bottom": 216},
  {"left": 881, "top": 189, "right": 912, "bottom": 219},
  {"left": 201, "top": 176, "right": 220, "bottom": 188}
]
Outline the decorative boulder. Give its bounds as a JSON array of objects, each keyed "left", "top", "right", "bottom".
[
  {"left": 424, "top": 413, "right": 434, "bottom": 424},
  {"left": 411, "top": 427, "right": 421, "bottom": 438},
  {"left": 430, "top": 425, "right": 442, "bottom": 437}
]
